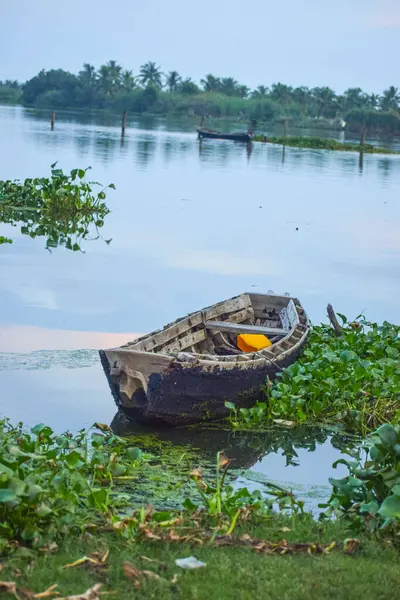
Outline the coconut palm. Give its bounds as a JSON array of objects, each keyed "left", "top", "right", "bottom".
[
  {"left": 342, "top": 87, "right": 366, "bottom": 110},
  {"left": 251, "top": 85, "right": 269, "bottom": 98},
  {"left": 236, "top": 85, "right": 249, "bottom": 98},
  {"left": 312, "top": 87, "right": 337, "bottom": 117},
  {"left": 78, "top": 63, "right": 97, "bottom": 86},
  {"left": 269, "top": 83, "right": 293, "bottom": 105},
  {"left": 200, "top": 74, "right": 221, "bottom": 92},
  {"left": 380, "top": 86, "right": 400, "bottom": 111},
  {"left": 139, "top": 62, "right": 163, "bottom": 88},
  {"left": 165, "top": 70, "right": 181, "bottom": 92},
  {"left": 292, "top": 86, "right": 310, "bottom": 115},
  {"left": 121, "top": 70, "right": 135, "bottom": 91},
  {"left": 219, "top": 77, "right": 239, "bottom": 97},
  {"left": 367, "top": 93, "right": 380, "bottom": 109},
  {"left": 98, "top": 60, "right": 122, "bottom": 96}
]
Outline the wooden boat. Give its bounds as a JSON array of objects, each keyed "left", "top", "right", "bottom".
[
  {"left": 196, "top": 128, "right": 252, "bottom": 143},
  {"left": 99, "top": 292, "right": 310, "bottom": 426}
]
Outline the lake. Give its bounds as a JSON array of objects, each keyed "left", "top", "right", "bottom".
[{"left": 0, "top": 104, "right": 398, "bottom": 507}]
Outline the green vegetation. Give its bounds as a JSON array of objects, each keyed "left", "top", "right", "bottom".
[
  {"left": 226, "top": 316, "right": 400, "bottom": 433},
  {"left": 0, "top": 419, "right": 146, "bottom": 548},
  {"left": 323, "top": 423, "right": 400, "bottom": 533},
  {"left": 4, "top": 62, "right": 400, "bottom": 134},
  {"left": 0, "top": 80, "right": 22, "bottom": 105},
  {"left": 0, "top": 164, "right": 113, "bottom": 250},
  {"left": 0, "top": 417, "right": 400, "bottom": 598},
  {"left": 1, "top": 521, "right": 399, "bottom": 600},
  {"left": 252, "top": 135, "right": 398, "bottom": 154}
]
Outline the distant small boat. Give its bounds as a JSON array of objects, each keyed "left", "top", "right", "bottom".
[
  {"left": 99, "top": 292, "right": 310, "bottom": 426},
  {"left": 197, "top": 128, "right": 252, "bottom": 143}
]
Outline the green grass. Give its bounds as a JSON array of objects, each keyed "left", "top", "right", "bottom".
[
  {"left": 1, "top": 519, "right": 399, "bottom": 599},
  {"left": 252, "top": 135, "right": 399, "bottom": 154}
]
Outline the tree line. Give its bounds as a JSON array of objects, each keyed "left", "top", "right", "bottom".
[{"left": 1, "top": 61, "right": 400, "bottom": 133}]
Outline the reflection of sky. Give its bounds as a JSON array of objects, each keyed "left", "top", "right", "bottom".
[
  {"left": 0, "top": 364, "right": 115, "bottom": 432},
  {"left": 1, "top": 105, "right": 400, "bottom": 336},
  {"left": 237, "top": 441, "right": 349, "bottom": 513}
]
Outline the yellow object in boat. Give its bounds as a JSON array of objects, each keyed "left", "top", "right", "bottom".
[{"left": 237, "top": 334, "right": 272, "bottom": 353}]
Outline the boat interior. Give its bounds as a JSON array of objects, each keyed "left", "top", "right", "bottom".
[{"left": 122, "top": 293, "right": 308, "bottom": 360}]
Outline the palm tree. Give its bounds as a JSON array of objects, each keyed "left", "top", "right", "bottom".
[
  {"left": 200, "top": 74, "right": 221, "bottom": 92},
  {"left": 237, "top": 85, "right": 250, "bottom": 98},
  {"left": 78, "top": 63, "right": 97, "bottom": 87},
  {"left": 121, "top": 70, "right": 135, "bottom": 91},
  {"left": 165, "top": 70, "right": 181, "bottom": 92},
  {"left": 312, "top": 87, "right": 336, "bottom": 117},
  {"left": 292, "top": 86, "right": 310, "bottom": 115},
  {"left": 219, "top": 77, "right": 239, "bottom": 97},
  {"left": 251, "top": 85, "right": 269, "bottom": 98},
  {"left": 380, "top": 86, "right": 400, "bottom": 111},
  {"left": 367, "top": 93, "right": 380, "bottom": 109},
  {"left": 97, "top": 60, "right": 122, "bottom": 96},
  {"left": 139, "top": 62, "right": 163, "bottom": 88},
  {"left": 269, "top": 83, "right": 293, "bottom": 106},
  {"left": 343, "top": 87, "right": 366, "bottom": 110}
]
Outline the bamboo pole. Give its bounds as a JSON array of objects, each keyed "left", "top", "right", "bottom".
[{"left": 121, "top": 111, "right": 126, "bottom": 139}]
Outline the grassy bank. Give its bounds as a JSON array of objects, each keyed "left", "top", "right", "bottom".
[
  {"left": 252, "top": 135, "right": 399, "bottom": 154},
  {"left": 1, "top": 520, "right": 399, "bottom": 600}
]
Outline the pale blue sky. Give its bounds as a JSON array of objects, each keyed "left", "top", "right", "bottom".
[{"left": 1, "top": 0, "right": 399, "bottom": 92}]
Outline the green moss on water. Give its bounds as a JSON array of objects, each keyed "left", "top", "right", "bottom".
[{"left": 252, "top": 135, "right": 399, "bottom": 154}]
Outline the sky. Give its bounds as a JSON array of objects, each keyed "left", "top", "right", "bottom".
[{"left": 0, "top": 0, "right": 399, "bottom": 93}]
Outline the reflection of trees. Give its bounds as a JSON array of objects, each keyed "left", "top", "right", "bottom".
[
  {"left": 135, "top": 138, "right": 157, "bottom": 168},
  {"left": 0, "top": 165, "right": 113, "bottom": 251}
]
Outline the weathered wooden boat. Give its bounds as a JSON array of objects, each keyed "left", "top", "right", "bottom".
[
  {"left": 99, "top": 292, "right": 310, "bottom": 426},
  {"left": 196, "top": 128, "right": 252, "bottom": 143}
]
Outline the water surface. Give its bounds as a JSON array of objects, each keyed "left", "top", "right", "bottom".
[{"left": 0, "top": 105, "right": 397, "bottom": 506}]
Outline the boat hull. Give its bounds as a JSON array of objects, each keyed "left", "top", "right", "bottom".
[
  {"left": 99, "top": 332, "right": 308, "bottom": 425},
  {"left": 197, "top": 128, "right": 252, "bottom": 143}
]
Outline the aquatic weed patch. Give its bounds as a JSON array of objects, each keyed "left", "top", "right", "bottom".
[
  {"left": 0, "top": 163, "right": 114, "bottom": 250},
  {"left": 252, "top": 135, "right": 399, "bottom": 154},
  {"left": 0, "top": 420, "right": 145, "bottom": 549},
  {"left": 226, "top": 316, "right": 400, "bottom": 433},
  {"left": 321, "top": 423, "right": 400, "bottom": 535}
]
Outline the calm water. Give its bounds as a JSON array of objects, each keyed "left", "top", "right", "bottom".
[{"left": 0, "top": 105, "right": 398, "bottom": 506}]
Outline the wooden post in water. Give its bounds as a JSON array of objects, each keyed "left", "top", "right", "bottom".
[
  {"left": 51, "top": 112, "right": 55, "bottom": 131},
  {"left": 359, "top": 151, "right": 364, "bottom": 172},
  {"left": 360, "top": 125, "right": 366, "bottom": 146},
  {"left": 121, "top": 111, "right": 127, "bottom": 140}
]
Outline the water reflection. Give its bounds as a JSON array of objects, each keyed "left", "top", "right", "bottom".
[{"left": 111, "top": 411, "right": 360, "bottom": 511}]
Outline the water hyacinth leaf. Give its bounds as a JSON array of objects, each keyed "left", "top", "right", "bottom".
[
  {"left": 36, "top": 503, "right": 53, "bottom": 518},
  {"left": 9, "top": 477, "right": 26, "bottom": 497},
  {"left": 378, "top": 495, "right": 400, "bottom": 519},
  {"left": 0, "top": 489, "right": 17, "bottom": 503},
  {"left": 391, "top": 483, "right": 400, "bottom": 496},
  {"left": 224, "top": 401, "right": 236, "bottom": 410},
  {"left": 377, "top": 424, "right": 397, "bottom": 447},
  {"left": 339, "top": 350, "right": 357, "bottom": 363},
  {"left": 0, "top": 462, "right": 14, "bottom": 477},
  {"left": 359, "top": 501, "right": 379, "bottom": 515},
  {"left": 31, "top": 423, "right": 47, "bottom": 435},
  {"left": 385, "top": 346, "right": 399, "bottom": 359}
]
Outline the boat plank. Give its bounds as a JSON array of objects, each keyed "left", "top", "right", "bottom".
[
  {"left": 162, "top": 328, "right": 207, "bottom": 353},
  {"left": 205, "top": 321, "right": 287, "bottom": 336},
  {"left": 135, "top": 294, "right": 252, "bottom": 352}
]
